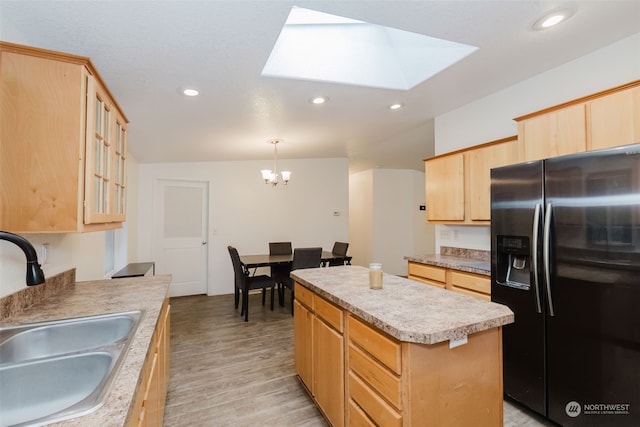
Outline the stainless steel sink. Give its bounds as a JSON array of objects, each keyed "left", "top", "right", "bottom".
[
  {"left": 0, "top": 352, "right": 114, "bottom": 426},
  {"left": 0, "top": 311, "right": 141, "bottom": 365},
  {"left": 0, "top": 311, "right": 143, "bottom": 427},
  {"left": 0, "top": 311, "right": 141, "bottom": 364}
]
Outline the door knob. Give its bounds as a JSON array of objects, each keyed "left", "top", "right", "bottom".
[{"left": 202, "top": 241, "right": 207, "bottom": 245}]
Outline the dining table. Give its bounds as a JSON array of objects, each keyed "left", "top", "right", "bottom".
[
  {"left": 239, "top": 251, "right": 351, "bottom": 270},
  {"left": 239, "top": 251, "right": 352, "bottom": 307}
]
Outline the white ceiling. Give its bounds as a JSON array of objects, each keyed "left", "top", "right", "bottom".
[{"left": 2, "top": 1, "right": 640, "bottom": 173}]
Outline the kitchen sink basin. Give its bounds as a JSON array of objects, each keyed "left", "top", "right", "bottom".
[
  {"left": 0, "top": 310, "right": 143, "bottom": 426},
  {"left": 0, "top": 352, "right": 114, "bottom": 427},
  {"left": 0, "top": 310, "right": 142, "bottom": 364}
]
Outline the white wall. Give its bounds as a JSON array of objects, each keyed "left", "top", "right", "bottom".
[
  {"left": 0, "top": 231, "right": 106, "bottom": 297},
  {"left": 349, "top": 168, "right": 435, "bottom": 276},
  {"left": 349, "top": 170, "right": 374, "bottom": 268},
  {"left": 433, "top": 31, "right": 640, "bottom": 252},
  {"left": 137, "top": 158, "right": 349, "bottom": 296},
  {"left": 126, "top": 154, "right": 140, "bottom": 263}
]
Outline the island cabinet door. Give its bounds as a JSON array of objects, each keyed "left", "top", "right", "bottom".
[
  {"left": 293, "top": 299, "right": 314, "bottom": 392},
  {"left": 313, "top": 316, "right": 344, "bottom": 427},
  {"left": 312, "top": 295, "right": 345, "bottom": 427}
]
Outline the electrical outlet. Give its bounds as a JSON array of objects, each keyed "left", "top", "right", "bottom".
[
  {"left": 41, "top": 243, "right": 49, "bottom": 264},
  {"left": 440, "top": 230, "right": 451, "bottom": 239}
]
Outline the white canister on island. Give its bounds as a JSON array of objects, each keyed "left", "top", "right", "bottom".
[{"left": 369, "top": 263, "right": 383, "bottom": 289}]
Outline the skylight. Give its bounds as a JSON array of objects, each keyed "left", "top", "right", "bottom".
[{"left": 262, "top": 7, "right": 478, "bottom": 90}]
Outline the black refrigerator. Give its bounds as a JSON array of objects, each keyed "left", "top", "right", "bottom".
[{"left": 491, "top": 144, "right": 640, "bottom": 426}]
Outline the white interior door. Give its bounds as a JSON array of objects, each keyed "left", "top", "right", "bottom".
[{"left": 153, "top": 179, "right": 209, "bottom": 297}]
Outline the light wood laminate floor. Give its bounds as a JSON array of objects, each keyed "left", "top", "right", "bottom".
[{"left": 164, "top": 292, "right": 555, "bottom": 426}]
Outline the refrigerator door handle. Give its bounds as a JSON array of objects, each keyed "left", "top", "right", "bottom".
[
  {"left": 531, "top": 203, "right": 542, "bottom": 314},
  {"left": 543, "top": 202, "right": 555, "bottom": 316}
]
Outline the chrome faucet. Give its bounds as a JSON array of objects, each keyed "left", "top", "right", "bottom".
[{"left": 0, "top": 231, "right": 46, "bottom": 285}]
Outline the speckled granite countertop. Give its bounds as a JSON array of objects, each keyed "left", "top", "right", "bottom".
[
  {"left": 0, "top": 274, "right": 171, "bottom": 427},
  {"left": 291, "top": 266, "right": 512, "bottom": 345},
  {"left": 404, "top": 246, "right": 491, "bottom": 276}
]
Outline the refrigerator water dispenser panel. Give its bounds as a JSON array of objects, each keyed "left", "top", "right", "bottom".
[{"left": 496, "top": 235, "right": 531, "bottom": 290}]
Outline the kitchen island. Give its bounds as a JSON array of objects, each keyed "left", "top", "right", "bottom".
[{"left": 291, "top": 265, "right": 514, "bottom": 427}]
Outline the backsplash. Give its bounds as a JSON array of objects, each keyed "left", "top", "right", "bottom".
[
  {"left": 0, "top": 268, "right": 75, "bottom": 320},
  {"left": 441, "top": 246, "right": 490, "bottom": 262}
]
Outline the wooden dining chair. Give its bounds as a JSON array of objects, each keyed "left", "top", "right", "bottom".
[
  {"left": 228, "top": 246, "right": 276, "bottom": 322},
  {"left": 283, "top": 247, "right": 322, "bottom": 314}
]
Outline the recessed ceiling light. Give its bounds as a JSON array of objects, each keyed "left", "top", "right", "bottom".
[
  {"left": 532, "top": 9, "right": 575, "bottom": 31},
  {"left": 388, "top": 103, "right": 404, "bottom": 110},
  {"left": 311, "top": 96, "right": 328, "bottom": 104},
  {"left": 182, "top": 88, "right": 200, "bottom": 97}
]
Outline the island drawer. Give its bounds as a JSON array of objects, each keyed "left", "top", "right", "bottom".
[
  {"left": 349, "top": 343, "right": 401, "bottom": 410},
  {"left": 348, "top": 372, "right": 402, "bottom": 427},
  {"left": 348, "top": 315, "right": 401, "bottom": 375},
  {"left": 294, "top": 283, "right": 314, "bottom": 310},
  {"left": 315, "top": 295, "right": 343, "bottom": 333},
  {"left": 348, "top": 399, "right": 375, "bottom": 427}
]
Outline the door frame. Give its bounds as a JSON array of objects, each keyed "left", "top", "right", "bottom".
[{"left": 152, "top": 178, "right": 210, "bottom": 297}]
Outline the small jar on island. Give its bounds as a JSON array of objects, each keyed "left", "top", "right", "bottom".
[{"left": 369, "top": 263, "right": 383, "bottom": 289}]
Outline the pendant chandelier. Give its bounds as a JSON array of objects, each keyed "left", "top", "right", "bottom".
[{"left": 261, "top": 139, "right": 291, "bottom": 186}]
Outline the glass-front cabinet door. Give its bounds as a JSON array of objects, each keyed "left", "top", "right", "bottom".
[
  {"left": 84, "top": 74, "right": 125, "bottom": 224},
  {"left": 113, "top": 114, "right": 127, "bottom": 221}
]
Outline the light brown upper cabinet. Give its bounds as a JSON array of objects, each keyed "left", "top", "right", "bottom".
[
  {"left": 518, "top": 103, "right": 587, "bottom": 162},
  {"left": 587, "top": 84, "right": 640, "bottom": 150},
  {"left": 516, "top": 80, "right": 640, "bottom": 162},
  {"left": 424, "top": 136, "right": 519, "bottom": 224},
  {"left": 467, "top": 136, "right": 520, "bottom": 221},
  {"left": 0, "top": 42, "right": 128, "bottom": 232},
  {"left": 425, "top": 80, "right": 640, "bottom": 226},
  {"left": 425, "top": 152, "right": 465, "bottom": 222}
]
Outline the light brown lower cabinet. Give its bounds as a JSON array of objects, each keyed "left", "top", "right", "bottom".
[
  {"left": 294, "top": 284, "right": 344, "bottom": 427},
  {"left": 128, "top": 299, "right": 171, "bottom": 427},
  {"left": 408, "top": 261, "right": 490, "bottom": 300},
  {"left": 450, "top": 269, "right": 491, "bottom": 300},
  {"left": 295, "top": 283, "right": 504, "bottom": 427},
  {"left": 347, "top": 315, "right": 503, "bottom": 427},
  {"left": 406, "top": 262, "right": 447, "bottom": 288}
]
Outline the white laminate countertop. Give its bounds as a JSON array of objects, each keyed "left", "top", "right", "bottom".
[
  {"left": 0, "top": 275, "right": 171, "bottom": 427},
  {"left": 291, "top": 266, "right": 513, "bottom": 345}
]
